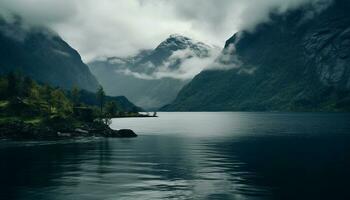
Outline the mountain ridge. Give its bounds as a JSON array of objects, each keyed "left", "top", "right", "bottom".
[
  {"left": 0, "top": 17, "right": 99, "bottom": 92},
  {"left": 162, "top": 0, "right": 350, "bottom": 111}
]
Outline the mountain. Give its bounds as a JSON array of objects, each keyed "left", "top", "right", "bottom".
[
  {"left": 162, "top": 0, "right": 350, "bottom": 112},
  {"left": 75, "top": 90, "right": 143, "bottom": 112},
  {"left": 0, "top": 17, "right": 99, "bottom": 92},
  {"left": 89, "top": 34, "right": 216, "bottom": 110}
]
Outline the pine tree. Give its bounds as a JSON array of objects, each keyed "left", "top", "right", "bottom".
[
  {"left": 96, "top": 85, "right": 105, "bottom": 114},
  {"left": 6, "top": 72, "right": 19, "bottom": 98},
  {"left": 71, "top": 86, "right": 80, "bottom": 106},
  {"left": 105, "top": 101, "right": 118, "bottom": 117}
]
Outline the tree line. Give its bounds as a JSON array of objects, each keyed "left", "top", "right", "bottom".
[{"left": 0, "top": 72, "right": 120, "bottom": 124}]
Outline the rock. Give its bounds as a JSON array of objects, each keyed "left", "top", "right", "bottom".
[
  {"left": 0, "top": 120, "right": 137, "bottom": 140},
  {"left": 74, "top": 128, "right": 89, "bottom": 134},
  {"left": 108, "top": 129, "right": 138, "bottom": 138},
  {"left": 57, "top": 132, "right": 72, "bottom": 137},
  {"left": 0, "top": 120, "right": 57, "bottom": 140},
  {"left": 117, "top": 129, "right": 138, "bottom": 137}
]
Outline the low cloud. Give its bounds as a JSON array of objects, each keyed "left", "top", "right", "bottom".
[
  {"left": 0, "top": 0, "right": 333, "bottom": 62},
  {"left": 117, "top": 47, "right": 221, "bottom": 80},
  {"left": 0, "top": 0, "right": 76, "bottom": 26},
  {"left": 116, "top": 43, "right": 251, "bottom": 81},
  {"left": 210, "top": 44, "right": 243, "bottom": 70}
]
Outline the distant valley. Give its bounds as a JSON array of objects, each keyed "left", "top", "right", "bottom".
[{"left": 89, "top": 34, "right": 218, "bottom": 110}]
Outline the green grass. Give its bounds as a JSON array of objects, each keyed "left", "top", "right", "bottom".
[
  {"left": 0, "top": 116, "right": 43, "bottom": 125},
  {"left": 24, "top": 117, "right": 43, "bottom": 124},
  {"left": 0, "top": 116, "right": 19, "bottom": 123},
  {"left": 0, "top": 100, "right": 9, "bottom": 108}
]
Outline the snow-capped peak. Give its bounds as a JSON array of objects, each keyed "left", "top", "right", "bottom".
[{"left": 156, "top": 34, "right": 214, "bottom": 54}]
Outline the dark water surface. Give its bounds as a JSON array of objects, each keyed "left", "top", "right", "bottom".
[{"left": 1, "top": 112, "right": 350, "bottom": 200}]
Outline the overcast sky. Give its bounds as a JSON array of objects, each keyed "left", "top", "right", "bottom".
[{"left": 0, "top": 0, "right": 332, "bottom": 62}]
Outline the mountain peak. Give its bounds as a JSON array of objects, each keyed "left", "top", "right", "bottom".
[
  {"left": 156, "top": 34, "right": 213, "bottom": 55},
  {"left": 168, "top": 33, "right": 189, "bottom": 39}
]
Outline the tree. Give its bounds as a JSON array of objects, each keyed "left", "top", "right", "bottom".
[
  {"left": 50, "top": 89, "right": 72, "bottom": 117},
  {"left": 0, "top": 77, "right": 8, "bottom": 100},
  {"left": 41, "top": 85, "right": 53, "bottom": 114},
  {"left": 105, "top": 101, "right": 119, "bottom": 117},
  {"left": 6, "top": 72, "right": 19, "bottom": 98},
  {"left": 28, "top": 85, "right": 40, "bottom": 104},
  {"left": 71, "top": 86, "right": 80, "bottom": 106},
  {"left": 96, "top": 85, "right": 105, "bottom": 114},
  {"left": 22, "top": 76, "right": 35, "bottom": 97}
]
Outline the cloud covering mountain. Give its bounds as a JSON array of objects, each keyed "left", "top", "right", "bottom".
[
  {"left": 0, "top": 0, "right": 333, "bottom": 61},
  {"left": 162, "top": 0, "right": 350, "bottom": 111},
  {"left": 89, "top": 34, "right": 217, "bottom": 109}
]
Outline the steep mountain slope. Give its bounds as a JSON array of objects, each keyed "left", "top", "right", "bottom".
[
  {"left": 89, "top": 34, "right": 216, "bottom": 109},
  {"left": 0, "top": 17, "right": 99, "bottom": 92},
  {"left": 72, "top": 90, "right": 143, "bottom": 112},
  {"left": 163, "top": 0, "right": 350, "bottom": 111}
]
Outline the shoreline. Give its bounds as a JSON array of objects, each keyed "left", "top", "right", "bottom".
[
  {"left": 114, "top": 115, "right": 158, "bottom": 118},
  {"left": 112, "top": 113, "right": 158, "bottom": 118},
  {"left": 0, "top": 120, "right": 137, "bottom": 140}
]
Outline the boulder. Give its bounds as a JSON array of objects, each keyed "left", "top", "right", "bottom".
[{"left": 108, "top": 129, "right": 138, "bottom": 138}]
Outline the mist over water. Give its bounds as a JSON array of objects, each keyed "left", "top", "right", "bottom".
[{"left": 1, "top": 112, "right": 350, "bottom": 200}]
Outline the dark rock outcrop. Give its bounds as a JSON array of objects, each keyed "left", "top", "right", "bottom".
[
  {"left": 110, "top": 129, "right": 137, "bottom": 138},
  {"left": 0, "top": 121, "right": 137, "bottom": 140}
]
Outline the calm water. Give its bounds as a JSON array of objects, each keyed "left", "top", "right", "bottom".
[{"left": 1, "top": 112, "right": 350, "bottom": 200}]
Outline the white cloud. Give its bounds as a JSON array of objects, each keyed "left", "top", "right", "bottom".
[
  {"left": 116, "top": 45, "right": 248, "bottom": 80},
  {"left": 116, "top": 47, "right": 220, "bottom": 80},
  {"left": 0, "top": 0, "right": 333, "bottom": 62}
]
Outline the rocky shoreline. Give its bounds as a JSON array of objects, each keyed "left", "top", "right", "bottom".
[{"left": 0, "top": 120, "right": 137, "bottom": 140}]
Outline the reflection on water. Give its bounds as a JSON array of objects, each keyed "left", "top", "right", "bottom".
[{"left": 1, "top": 112, "right": 350, "bottom": 200}]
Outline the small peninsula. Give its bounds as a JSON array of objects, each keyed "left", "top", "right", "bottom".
[{"left": 0, "top": 72, "right": 137, "bottom": 140}]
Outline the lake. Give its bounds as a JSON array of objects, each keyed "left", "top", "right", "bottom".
[{"left": 1, "top": 112, "right": 350, "bottom": 200}]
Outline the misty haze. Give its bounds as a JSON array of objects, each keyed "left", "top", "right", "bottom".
[{"left": 0, "top": 0, "right": 350, "bottom": 200}]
